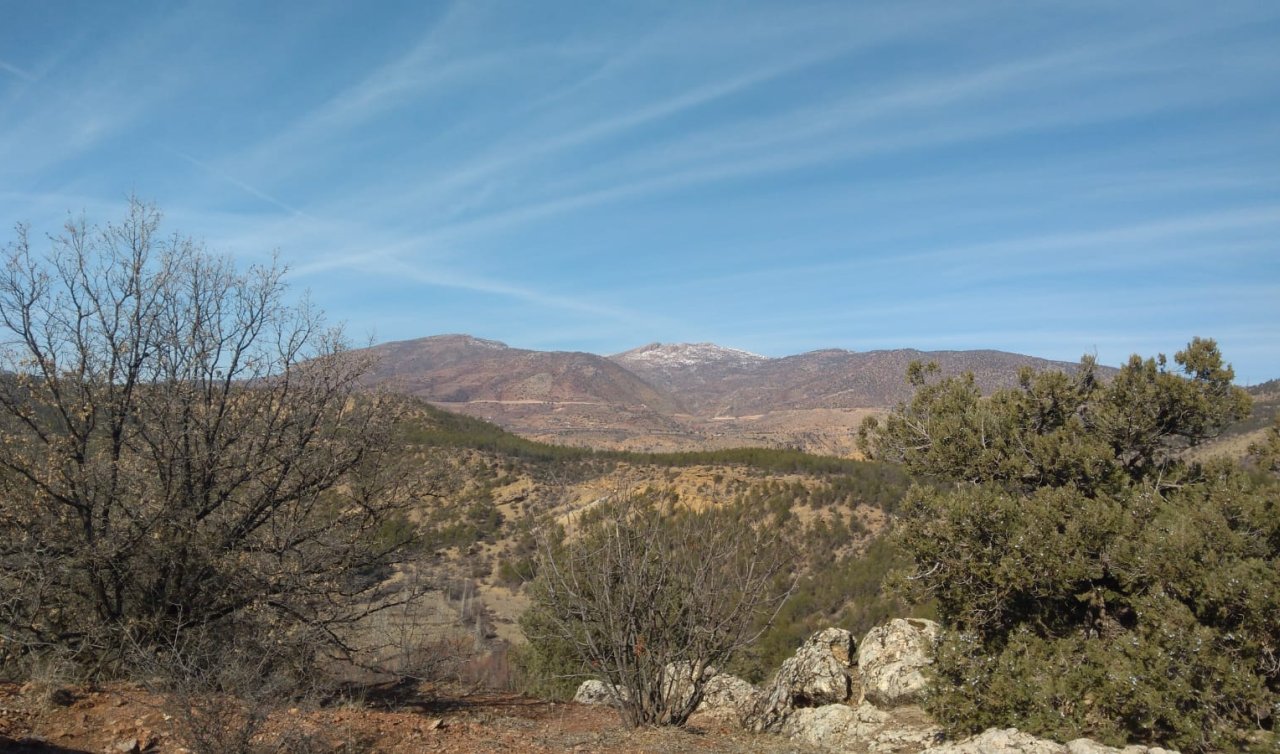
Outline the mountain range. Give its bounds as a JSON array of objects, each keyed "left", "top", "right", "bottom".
[{"left": 359, "top": 334, "right": 1108, "bottom": 454}]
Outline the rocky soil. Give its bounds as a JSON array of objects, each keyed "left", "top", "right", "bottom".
[
  {"left": 0, "top": 619, "right": 1185, "bottom": 754},
  {"left": 0, "top": 682, "right": 826, "bottom": 754}
]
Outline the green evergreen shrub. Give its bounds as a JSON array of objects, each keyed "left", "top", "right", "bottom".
[{"left": 862, "top": 339, "right": 1277, "bottom": 753}]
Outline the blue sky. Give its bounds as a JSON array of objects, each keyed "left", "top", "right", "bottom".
[{"left": 2, "top": 1, "right": 1278, "bottom": 382}]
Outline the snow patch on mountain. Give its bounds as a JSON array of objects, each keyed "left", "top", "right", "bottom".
[{"left": 613, "top": 342, "right": 769, "bottom": 369}]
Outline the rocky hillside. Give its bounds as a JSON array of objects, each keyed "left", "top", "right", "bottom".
[
  {"left": 610, "top": 342, "right": 771, "bottom": 412},
  {"left": 0, "top": 622, "right": 1186, "bottom": 753}
]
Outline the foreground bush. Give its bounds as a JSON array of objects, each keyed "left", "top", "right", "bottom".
[
  {"left": 521, "top": 492, "right": 793, "bottom": 727},
  {"left": 0, "top": 201, "right": 418, "bottom": 681},
  {"left": 862, "top": 339, "right": 1277, "bottom": 752}
]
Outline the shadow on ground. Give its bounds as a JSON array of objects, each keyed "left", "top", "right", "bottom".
[
  {"left": 0, "top": 735, "right": 93, "bottom": 754},
  {"left": 349, "top": 678, "right": 556, "bottom": 717}
]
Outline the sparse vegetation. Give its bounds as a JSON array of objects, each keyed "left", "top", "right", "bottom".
[
  {"left": 404, "top": 402, "right": 906, "bottom": 485},
  {"left": 403, "top": 403, "right": 921, "bottom": 687}
]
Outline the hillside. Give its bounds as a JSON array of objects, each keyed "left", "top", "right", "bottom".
[
  {"left": 616, "top": 346, "right": 1103, "bottom": 415},
  {"left": 5, "top": 362, "right": 1268, "bottom": 754},
  {"left": 389, "top": 398, "right": 916, "bottom": 672},
  {"left": 363, "top": 335, "right": 683, "bottom": 412},
  {"left": 360, "top": 335, "right": 696, "bottom": 447},
  {"left": 359, "top": 335, "right": 1110, "bottom": 454},
  {"left": 1188, "top": 377, "right": 1280, "bottom": 462}
]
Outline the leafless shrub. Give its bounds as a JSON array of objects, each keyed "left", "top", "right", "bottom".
[
  {"left": 0, "top": 199, "right": 421, "bottom": 678},
  {"left": 460, "top": 640, "right": 515, "bottom": 691},
  {"left": 349, "top": 566, "right": 510, "bottom": 699},
  {"left": 527, "top": 491, "right": 794, "bottom": 727},
  {"left": 385, "top": 634, "right": 511, "bottom": 692},
  {"left": 129, "top": 622, "right": 328, "bottom": 754}
]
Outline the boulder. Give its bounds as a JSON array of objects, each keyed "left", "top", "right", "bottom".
[
  {"left": 573, "top": 679, "right": 623, "bottom": 706},
  {"left": 782, "top": 703, "right": 883, "bottom": 750},
  {"left": 742, "top": 627, "right": 856, "bottom": 732},
  {"left": 921, "top": 729, "right": 1180, "bottom": 754},
  {"left": 778, "top": 627, "right": 858, "bottom": 704},
  {"left": 573, "top": 666, "right": 751, "bottom": 717},
  {"left": 922, "top": 728, "right": 1069, "bottom": 754},
  {"left": 872, "top": 717, "right": 948, "bottom": 753},
  {"left": 696, "top": 672, "right": 756, "bottom": 718},
  {"left": 782, "top": 702, "right": 943, "bottom": 753},
  {"left": 858, "top": 618, "right": 942, "bottom": 707},
  {"left": 1066, "top": 740, "right": 1179, "bottom": 754},
  {"left": 660, "top": 661, "right": 717, "bottom": 712}
]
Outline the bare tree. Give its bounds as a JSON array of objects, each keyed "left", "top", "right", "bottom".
[
  {"left": 0, "top": 199, "right": 417, "bottom": 678},
  {"left": 527, "top": 491, "right": 793, "bottom": 727}
]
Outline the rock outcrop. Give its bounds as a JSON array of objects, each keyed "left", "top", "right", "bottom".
[
  {"left": 658, "top": 661, "right": 713, "bottom": 713},
  {"left": 696, "top": 672, "right": 757, "bottom": 718},
  {"left": 919, "top": 728, "right": 1179, "bottom": 754},
  {"left": 857, "top": 618, "right": 941, "bottom": 708},
  {"left": 781, "top": 701, "right": 943, "bottom": 753},
  {"left": 574, "top": 667, "right": 756, "bottom": 718},
  {"left": 743, "top": 627, "right": 857, "bottom": 732},
  {"left": 573, "top": 622, "right": 1181, "bottom": 754}
]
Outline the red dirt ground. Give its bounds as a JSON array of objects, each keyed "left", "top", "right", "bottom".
[{"left": 0, "top": 682, "right": 824, "bottom": 753}]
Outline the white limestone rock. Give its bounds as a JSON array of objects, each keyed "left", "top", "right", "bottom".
[
  {"left": 573, "top": 679, "right": 623, "bottom": 706},
  {"left": 858, "top": 618, "right": 942, "bottom": 708},
  {"left": 781, "top": 702, "right": 943, "bottom": 753},
  {"left": 923, "top": 729, "right": 1181, "bottom": 754},
  {"left": 696, "top": 672, "right": 757, "bottom": 718},
  {"left": 743, "top": 627, "right": 857, "bottom": 732}
]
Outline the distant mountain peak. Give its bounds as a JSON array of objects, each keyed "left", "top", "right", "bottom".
[{"left": 613, "top": 342, "right": 768, "bottom": 368}]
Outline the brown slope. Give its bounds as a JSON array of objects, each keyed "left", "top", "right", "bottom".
[
  {"left": 744, "top": 348, "right": 1105, "bottom": 412},
  {"left": 359, "top": 335, "right": 1115, "bottom": 452},
  {"left": 357, "top": 335, "right": 693, "bottom": 442},
  {"left": 611, "top": 345, "right": 1108, "bottom": 416}
]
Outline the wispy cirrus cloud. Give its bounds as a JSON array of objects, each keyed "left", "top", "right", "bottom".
[
  {"left": 166, "top": 148, "right": 315, "bottom": 220},
  {"left": 3, "top": 1, "right": 1277, "bottom": 380},
  {"left": 337, "top": 15, "right": 1277, "bottom": 251},
  {"left": 0, "top": 58, "right": 33, "bottom": 81}
]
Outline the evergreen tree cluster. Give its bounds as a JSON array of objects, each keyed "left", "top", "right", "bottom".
[{"left": 862, "top": 339, "right": 1277, "bottom": 752}]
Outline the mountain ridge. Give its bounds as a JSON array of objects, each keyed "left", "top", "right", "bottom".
[{"left": 357, "top": 334, "right": 1114, "bottom": 453}]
